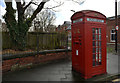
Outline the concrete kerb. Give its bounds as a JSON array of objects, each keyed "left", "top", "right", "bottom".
[
  {"left": 92, "top": 73, "right": 120, "bottom": 82},
  {"left": 70, "top": 68, "right": 119, "bottom": 82}
]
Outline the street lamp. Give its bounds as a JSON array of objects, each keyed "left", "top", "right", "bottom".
[{"left": 71, "top": 10, "right": 76, "bottom": 13}]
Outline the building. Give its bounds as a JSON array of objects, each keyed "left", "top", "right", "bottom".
[
  {"left": 66, "top": 24, "right": 71, "bottom": 41},
  {"left": 56, "top": 21, "right": 71, "bottom": 32},
  {"left": 106, "top": 15, "right": 120, "bottom": 44},
  {"left": 56, "top": 21, "right": 72, "bottom": 49},
  {"left": 56, "top": 21, "right": 72, "bottom": 39}
]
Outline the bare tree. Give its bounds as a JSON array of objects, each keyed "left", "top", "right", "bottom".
[
  {"left": 35, "top": 9, "right": 56, "bottom": 32},
  {"left": 25, "top": 6, "right": 56, "bottom": 32}
]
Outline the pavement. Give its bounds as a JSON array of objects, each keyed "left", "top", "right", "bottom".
[{"left": 2, "top": 53, "right": 120, "bottom": 82}]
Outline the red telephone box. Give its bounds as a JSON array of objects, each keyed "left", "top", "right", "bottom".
[{"left": 71, "top": 10, "right": 107, "bottom": 79}]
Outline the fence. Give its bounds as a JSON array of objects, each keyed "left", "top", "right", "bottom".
[{"left": 2, "top": 32, "right": 68, "bottom": 55}]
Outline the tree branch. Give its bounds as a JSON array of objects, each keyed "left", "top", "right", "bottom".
[
  {"left": 23, "top": 1, "right": 32, "bottom": 11},
  {"left": 22, "top": 0, "right": 25, "bottom": 6},
  {"left": 23, "top": 1, "right": 39, "bottom": 12},
  {"left": 44, "top": 2, "right": 64, "bottom": 9},
  {"left": 26, "top": 2, "right": 46, "bottom": 26}
]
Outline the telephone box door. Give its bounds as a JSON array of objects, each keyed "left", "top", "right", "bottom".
[{"left": 90, "top": 24, "right": 106, "bottom": 76}]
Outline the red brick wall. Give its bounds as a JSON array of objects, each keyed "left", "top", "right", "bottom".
[
  {"left": 107, "top": 18, "right": 120, "bottom": 44},
  {"left": 2, "top": 51, "right": 72, "bottom": 73}
]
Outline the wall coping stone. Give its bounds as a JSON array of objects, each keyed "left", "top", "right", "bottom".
[{"left": 2, "top": 49, "right": 71, "bottom": 60}]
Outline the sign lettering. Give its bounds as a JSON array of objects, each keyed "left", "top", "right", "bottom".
[
  {"left": 73, "top": 18, "right": 83, "bottom": 23},
  {"left": 87, "top": 18, "right": 104, "bottom": 23}
]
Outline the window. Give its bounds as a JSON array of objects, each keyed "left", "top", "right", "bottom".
[
  {"left": 92, "top": 28, "right": 102, "bottom": 66},
  {"left": 111, "top": 29, "right": 115, "bottom": 42}
]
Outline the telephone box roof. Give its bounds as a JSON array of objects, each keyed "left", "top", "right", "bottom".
[{"left": 71, "top": 10, "right": 106, "bottom": 20}]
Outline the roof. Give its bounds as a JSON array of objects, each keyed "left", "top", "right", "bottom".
[
  {"left": 107, "top": 15, "right": 120, "bottom": 20},
  {"left": 71, "top": 10, "right": 106, "bottom": 20},
  {"left": 66, "top": 25, "right": 71, "bottom": 30},
  {"left": 63, "top": 21, "right": 71, "bottom": 25}
]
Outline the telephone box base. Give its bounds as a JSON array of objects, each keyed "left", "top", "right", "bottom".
[{"left": 72, "top": 67, "right": 107, "bottom": 79}]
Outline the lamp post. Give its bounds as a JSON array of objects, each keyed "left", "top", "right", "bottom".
[
  {"left": 71, "top": 10, "right": 76, "bottom": 13},
  {"left": 115, "top": 0, "right": 118, "bottom": 53}
]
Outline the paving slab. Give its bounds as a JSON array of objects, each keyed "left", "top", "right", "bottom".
[{"left": 2, "top": 53, "right": 120, "bottom": 82}]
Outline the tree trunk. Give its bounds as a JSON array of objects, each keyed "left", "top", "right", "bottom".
[{"left": 4, "top": 1, "right": 46, "bottom": 50}]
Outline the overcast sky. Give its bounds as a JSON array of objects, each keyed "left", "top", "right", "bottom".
[
  {"left": 54, "top": 0, "right": 120, "bottom": 25},
  {"left": 0, "top": 0, "right": 120, "bottom": 26}
]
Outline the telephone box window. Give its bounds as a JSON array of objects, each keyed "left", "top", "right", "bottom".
[
  {"left": 96, "top": 41, "right": 98, "bottom": 46},
  {"left": 99, "top": 54, "right": 102, "bottom": 65},
  {"left": 93, "top": 61, "right": 95, "bottom": 66},
  {"left": 93, "top": 54, "right": 96, "bottom": 59},
  {"left": 96, "top": 54, "right": 98, "bottom": 59},
  {"left": 96, "top": 28, "right": 98, "bottom": 34},
  {"left": 99, "top": 41, "right": 101, "bottom": 47},
  {"left": 96, "top": 48, "right": 98, "bottom": 53},
  {"left": 99, "top": 48, "right": 101, "bottom": 53},
  {"left": 93, "top": 48, "right": 96, "bottom": 53},
  {"left": 96, "top": 54, "right": 99, "bottom": 65},
  {"left": 92, "top": 28, "right": 95, "bottom": 33},
  {"left": 99, "top": 28, "right": 101, "bottom": 34},
  {"left": 92, "top": 28, "right": 102, "bottom": 66},
  {"left": 93, "top": 35, "right": 95, "bottom": 40},
  {"left": 93, "top": 41, "right": 95, "bottom": 46},
  {"left": 96, "top": 35, "right": 98, "bottom": 40},
  {"left": 99, "top": 54, "right": 101, "bottom": 59},
  {"left": 99, "top": 35, "right": 101, "bottom": 40}
]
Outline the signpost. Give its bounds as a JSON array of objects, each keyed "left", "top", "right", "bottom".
[{"left": 115, "top": 0, "right": 118, "bottom": 53}]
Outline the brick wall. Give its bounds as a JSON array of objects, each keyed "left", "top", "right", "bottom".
[
  {"left": 2, "top": 50, "right": 71, "bottom": 73},
  {"left": 107, "top": 17, "right": 120, "bottom": 44}
]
